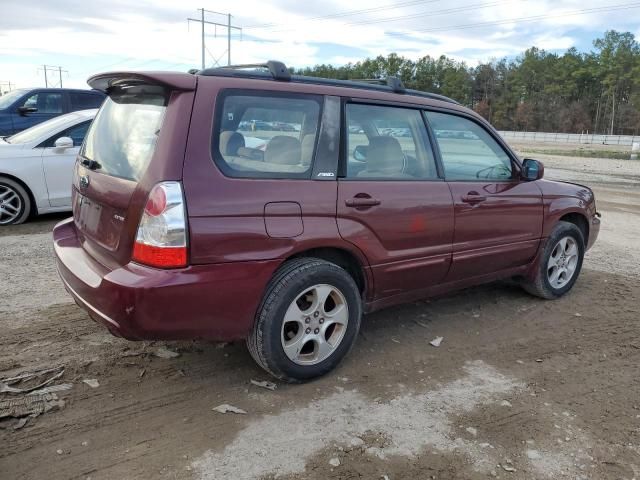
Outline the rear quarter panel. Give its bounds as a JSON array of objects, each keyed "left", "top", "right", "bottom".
[{"left": 182, "top": 77, "right": 370, "bottom": 269}]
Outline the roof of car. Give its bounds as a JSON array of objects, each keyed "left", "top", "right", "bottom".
[{"left": 87, "top": 61, "right": 471, "bottom": 114}]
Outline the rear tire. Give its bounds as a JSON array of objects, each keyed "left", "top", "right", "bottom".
[
  {"left": 0, "top": 177, "right": 31, "bottom": 226},
  {"left": 522, "top": 221, "right": 585, "bottom": 299},
  {"left": 247, "top": 258, "right": 362, "bottom": 382}
]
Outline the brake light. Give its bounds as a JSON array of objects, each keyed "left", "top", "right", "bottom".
[{"left": 132, "top": 182, "right": 187, "bottom": 268}]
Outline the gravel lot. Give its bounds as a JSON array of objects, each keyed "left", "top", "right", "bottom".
[{"left": 1, "top": 148, "right": 639, "bottom": 480}]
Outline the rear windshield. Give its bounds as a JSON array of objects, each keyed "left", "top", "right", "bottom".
[{"left": 81, "top": 86, "right": 166, "bottom": 181}]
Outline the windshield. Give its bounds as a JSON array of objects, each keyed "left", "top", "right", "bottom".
[
  {"left": 81, "top": 88, "right": 166, "bottom": 181},
  {"left": 0, "top": 89, "right": 26, "bottom": 110},
  {"left": 6, "top": 113, "right": 79, "bottom": 145}
]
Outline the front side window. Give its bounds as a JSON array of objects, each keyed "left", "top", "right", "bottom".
[
  {"left": 40, "top": 120, "right": 91, "bottom": 148},
  {"left": 215, "top": 92, "right": 321, "bottom": 178},
  {"left": 23, "top": 93, "right": 63, "bottom": 113},
  {"left": 426, "top": 111, "right": 513, "bottom": 181},
  {"left": 345, "top": 103, "right": 437, "bottom": 180}
]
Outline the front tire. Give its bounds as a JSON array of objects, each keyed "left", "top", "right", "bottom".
[
  {"left": 0, "top": 177, "right": 31, "bottom": 225},
  {"left": 522, "top": 221, "right": 585, "bottom": 299},
  {"left": 247, "top": 258, "right": 362, "bottom": 382}
]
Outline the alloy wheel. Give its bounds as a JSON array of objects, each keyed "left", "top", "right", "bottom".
[
  {"left": 281, "top": 284, "right": 349, "bottom": 365},
  {"left": 0, "top": 184, "right": 23, "bottom": 225},
  {"left": 547, "top": 236, "right": 579, "bottom": 289}
]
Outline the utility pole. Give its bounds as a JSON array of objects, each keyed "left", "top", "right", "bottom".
[
  {"left": 188, "top": 9, "right": 242, "bottom": 69},
  {"left": 228, "top": 13, "right": 232, "bottom": 67},
  {"left": 39, "top": 65, "right": 68, "bottom": 87}
]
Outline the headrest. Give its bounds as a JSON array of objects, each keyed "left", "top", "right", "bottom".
[
  {"left": 366, "top": 136, "right": 404, "bottom": 173},
  {"left": 220, "top": 131, "right": 245, "bottom": 156},
  {"left": 264, "top": 136, "right": 301, "bottom": 165}
]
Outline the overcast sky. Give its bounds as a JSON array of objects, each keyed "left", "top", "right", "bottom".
[{"left": 1, "top": 0, "right": 639, "bottom": 90}]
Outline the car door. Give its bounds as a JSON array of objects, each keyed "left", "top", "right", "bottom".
[
  {"left": 12, "top": 91, "right": 65, "bottom": 133},
  {"left": 337, "top": 102, "right": 454, "bottom": 300},
  {"left": 425, "top": 111, "right": 543, "bottom": 282},
  {"left": 40, "top": 120, "right": 90, "bottom": 207}
]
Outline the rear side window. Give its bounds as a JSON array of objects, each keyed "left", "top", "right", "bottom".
[
  {"left": 214, "top": 92, "right": 321, "bottom": 179},
  {"left": 81, "top": 87, "right": 166, "bottom": 181},
  {"left": 70, "top": 92, "right": 104, "bottom": 110},
  {"left": 425, "top": 111, "right": 513, "bottom": 181}
]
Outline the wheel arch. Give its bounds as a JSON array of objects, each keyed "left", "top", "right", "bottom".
[
  {"left": 558, "top": 212, "right": 589, "bottom": 246},
  {"left": 285, "top": 246, "right": 370, "bottom": 297}
]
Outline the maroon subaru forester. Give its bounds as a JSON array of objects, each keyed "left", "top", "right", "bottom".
[{"left": 53, "top": 61, "right": 600, "bottom": 381}]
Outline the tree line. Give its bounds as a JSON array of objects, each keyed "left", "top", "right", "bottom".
[{"left": 294, "top": 31, "right": 640, "bottom": 135}]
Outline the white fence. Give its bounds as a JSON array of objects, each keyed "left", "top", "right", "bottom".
[{"left": 498, "top": 130, "right": 638, "bottom": 146}]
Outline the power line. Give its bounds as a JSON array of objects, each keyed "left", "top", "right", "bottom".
[
  {"left": 385, "top": 1, "right": 640, "bottom": 35},
  {"left": 345, "top": 0, "right": 512, "bottom": 26},
  {"left": 245, "top": 0, "right": 442, "bottom": 29}
]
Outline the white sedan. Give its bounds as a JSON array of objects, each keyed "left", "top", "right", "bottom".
[{"left": 0, "top": 109, "right": 96, "bottom": 225}]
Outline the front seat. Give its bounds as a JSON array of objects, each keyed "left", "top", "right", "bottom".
[
  {"left": 357, "top": 136, "right": 412, "bottom": 178},
  {"left": 264, "top": 136, "right": 301, "bottom": 165}
]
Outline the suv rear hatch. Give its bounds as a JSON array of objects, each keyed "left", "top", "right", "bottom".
[{"left": 73, "top": 72, "right": 196, "bottom": 270}]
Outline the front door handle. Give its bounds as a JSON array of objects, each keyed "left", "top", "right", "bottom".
[
  {"left": 345, "top": 196, "right": 381, "bottom": 208},
  {"left": 461, "top": 192, "right": 487, "bottom": 204}
]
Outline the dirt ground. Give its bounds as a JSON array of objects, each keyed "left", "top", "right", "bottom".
[{"left": 1, "top": 146, "right": 639, "bottom": 480}]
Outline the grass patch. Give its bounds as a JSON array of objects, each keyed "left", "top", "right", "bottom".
[{"left": 518, "top": 148, "right": 632, "bottom": 160}]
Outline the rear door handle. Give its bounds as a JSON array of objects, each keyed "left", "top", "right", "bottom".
[
  {"left": 461, "top": 192, "right": 487, "bottom": 204},
  {"left": 345, "top": 197, "right": 381, "bottom": 208}
]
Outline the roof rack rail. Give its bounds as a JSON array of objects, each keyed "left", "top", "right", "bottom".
[
  {"left": 198, "top": 60, "right": 458, "bottom": 105},
  {"left": 351, "top": 77, "right": 406, "bottom": 94},
  {"left": 202, "top": 60, "right": 291, "bottom": 81}
]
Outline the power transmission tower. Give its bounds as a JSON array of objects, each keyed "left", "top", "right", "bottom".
[
  {"left": 188, "top": 9, "right": 242, "bottom": 69},
  {"left": 39, "top": 65, "right": 68, "bottom": 87},
  {"left": 0, "top": 81, "right": 13, "bottom": 95}
]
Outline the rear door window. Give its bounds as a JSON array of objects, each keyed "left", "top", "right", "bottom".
[
  {"left": 345, "top": 103, "right": 438, "bottom": 180},
  {"left": 80, "top": 87, "right": 166, "bottom": 181},
  {"left": 214, "top": 92, "right": 322, "bottom": 178},
  {"left": 70, "top": 92, "right": 104, "bottom": 110}
]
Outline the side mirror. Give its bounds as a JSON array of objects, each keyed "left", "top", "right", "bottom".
[
  {"left": 54, "top": 136, "right": 74, "bottom": 151},
  {"left": 521, "top": 158, "right": 544, "bottom": 181},
  {"left": 18, "top": 106, "right": 38, "bottom": 115},
  {"left": 353, "top": 145, "right": 368, "bottom": 161}
]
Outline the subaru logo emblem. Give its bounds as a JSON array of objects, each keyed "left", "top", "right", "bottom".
[{"left": 79, "top": 175, "right": 90, "bottom": 189}]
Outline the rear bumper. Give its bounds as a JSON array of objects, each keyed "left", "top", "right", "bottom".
[{"left": 53, "top": 217, "right": 281, "bottom": 341}]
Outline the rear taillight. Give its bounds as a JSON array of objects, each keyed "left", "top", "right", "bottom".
[{"left": 132, "top": 181, "right": 187, "bottom": 268}]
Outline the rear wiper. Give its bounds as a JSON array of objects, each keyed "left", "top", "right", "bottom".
[{"left": 81, "top": 158, "right": 101, "bottom": 170}]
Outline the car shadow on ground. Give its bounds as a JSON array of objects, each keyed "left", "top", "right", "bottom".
[{"left": 0, "top": 212, "right": 70, "bottom": 237}]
